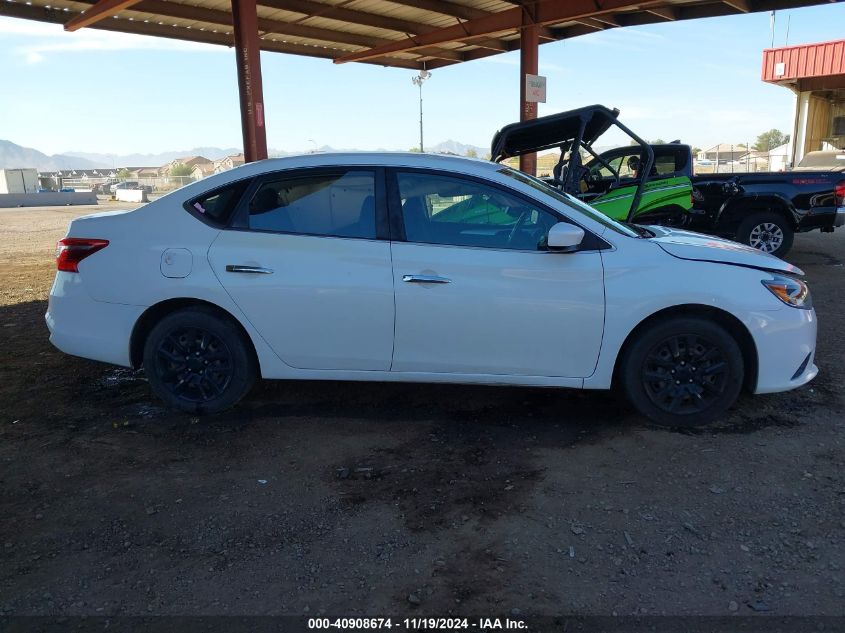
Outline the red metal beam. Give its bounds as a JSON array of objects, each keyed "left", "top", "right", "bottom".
[
  {"left": 64, "top": 0, "right": 142, "bottom": 31},
  {"left": 385, "top": 0, "right": 491, "bottom": 21},
  {"left": 137, "top": 0, "right": 384, "bottom": 48},
  {"left": 232, "top": 0, "right": 268, "bottom": 162},
  {"left": 645, "top": 6, "right": 677, "bottom": 19},
  {"left": 518, "top": 17, "right": 539, "bottom": 176},
  {"left": 260, "top": 0, "right": 432, "bottom": 35},
  {"left": 333, "top": 0, "right": 652, "bottom": 64},
  {"left": 723, "top": 0, "right": 752, "bottom": 11},
  {"left": 1, "top": 0, "right": 428, "bottom": 69},
  {"left": 258, "top": 0, "right": 505, "bottom": 60}
]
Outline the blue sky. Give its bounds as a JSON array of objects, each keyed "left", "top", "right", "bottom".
[{"left": 0, "top": 3, "right": 843, "bottom": 156}]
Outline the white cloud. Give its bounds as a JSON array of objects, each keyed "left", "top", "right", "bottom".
[{"left": 0, "top": 16, "right": 223, "bottom": 63}]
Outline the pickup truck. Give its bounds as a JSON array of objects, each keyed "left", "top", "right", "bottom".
[{"left": 689, "top": 169, "right": 845, "bottom": 257}]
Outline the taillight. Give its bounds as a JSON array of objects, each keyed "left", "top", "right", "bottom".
[
  {"left": 835, "top": 181, "right": 845, "bottom": 207},
  {"left": 56, "top": 238, "right": 109, "bottom": 272}
]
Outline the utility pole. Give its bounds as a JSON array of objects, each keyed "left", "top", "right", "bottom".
[{"left": 411, "top": 70, "right": 431, "bottom": 152}]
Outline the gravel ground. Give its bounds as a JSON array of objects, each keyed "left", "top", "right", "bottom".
[{"left": 0, "top": 202, "right": 843, "bottom": 619}]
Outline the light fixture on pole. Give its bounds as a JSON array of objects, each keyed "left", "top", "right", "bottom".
[{"left": 411, "top": 70, "right": 431, "bottom": 152}]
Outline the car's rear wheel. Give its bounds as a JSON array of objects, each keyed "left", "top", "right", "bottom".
[
  {"left": 142, "top": 307, "right": 257, "bottom": 413},
  {"left": 620, "top": 317, "right": 744, "bottom": 427},
  {"left": 736, "top": 211, "right": 794, "bottom": 258}
]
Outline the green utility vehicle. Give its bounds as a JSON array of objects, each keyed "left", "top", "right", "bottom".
[{"left": 491, "top": 104, "right": 694, "bottom": 225}]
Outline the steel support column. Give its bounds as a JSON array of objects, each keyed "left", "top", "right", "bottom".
[
  {"left": 519, "top": 19, "right": 539, "bottom": 175},
  {"left": 232, "top": 0, "right": 268, "bottom": 162}
]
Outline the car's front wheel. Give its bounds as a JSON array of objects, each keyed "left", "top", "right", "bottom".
[
  {"left": 620, "top": 317, "right": 744, "bottom": 427},
  {"left": 142, "top": 307, "right": 257, "bottom": 413}
]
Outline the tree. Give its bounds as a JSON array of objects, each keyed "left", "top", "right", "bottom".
[
  {"left": 754, "top": 129, "right": 790, "bottom": 152},
  {"left": 117, "top": 168, "right": 132, "bottom": 179},
  {"left": 465, "top": 148, "right": 478, "bottom": 158},
  {"left": 650, "top": 138, "right": 665, "bottom": 144},
  {"left": 408, "top": 147, "right": 422, "bottom": 153},
  {"left": 169, "top": 163, "right": 193, "bottom": 177}
]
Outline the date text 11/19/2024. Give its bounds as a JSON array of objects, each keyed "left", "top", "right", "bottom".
[{"left": 307, "top": 617, "right": 527, "bottom": 630}]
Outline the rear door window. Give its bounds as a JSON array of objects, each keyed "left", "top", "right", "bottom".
[{"left": 247, "top": 170, "right": 376, "bottom": 239}]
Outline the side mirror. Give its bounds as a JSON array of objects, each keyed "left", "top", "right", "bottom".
[{"left": 547, "top": 222, "right": 585, "bottom": 253}]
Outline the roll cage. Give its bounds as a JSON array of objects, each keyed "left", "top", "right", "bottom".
[{"left": 491, "top": 104, "right": 655, "bottom": 222}]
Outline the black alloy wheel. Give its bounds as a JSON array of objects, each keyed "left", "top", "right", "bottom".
[
  {"left": 143, "top": 307, "right": 257, "bottom": 413},
  {"left": 641, "top": 334, "right": 728, "bottom": 416},
  {"left": 621, "top": 317, "right": 744, "bottom": 427},
  {"left": 154, "top": 326, "right": 234, "bottom": 404}
]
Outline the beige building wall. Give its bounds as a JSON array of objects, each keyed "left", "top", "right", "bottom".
[{"left": 804, "top": 96, "right": 832, "bottom": 157}]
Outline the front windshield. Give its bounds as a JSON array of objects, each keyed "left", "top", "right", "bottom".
[{"left": 497, "top": 167, "right": 640, "bottom": 238}]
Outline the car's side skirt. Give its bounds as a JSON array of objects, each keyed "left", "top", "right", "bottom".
[{"left": 258, "top": 367, "right": 586, "bottom": 389}]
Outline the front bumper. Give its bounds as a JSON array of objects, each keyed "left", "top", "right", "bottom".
[{"left": 750, "top": 306, "right": 818, "bottom": 394}]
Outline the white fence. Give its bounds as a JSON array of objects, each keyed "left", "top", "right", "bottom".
[
  {"left": 56, "top": 176, "right": 195, "bottom": 193},
  {"left": 695, "top": 151, "right": 791, "bottom": 174}
]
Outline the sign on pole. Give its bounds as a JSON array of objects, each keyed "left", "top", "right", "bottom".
[{"left": 525, "top": 74, "right": 547, "bottom": 103}]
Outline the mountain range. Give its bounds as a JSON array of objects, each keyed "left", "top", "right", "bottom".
[
  {"left": 62, "top": 147, "right": 243, "bottom": 168},
  {"left": 0, "top": 139, "right": 489, "bottom": 172}
]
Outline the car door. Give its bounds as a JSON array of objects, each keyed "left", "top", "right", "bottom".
[
  {"left": 207, "top": 167, "right": 395, "bottom": 371},
  {"left": 388, "top": 169, "right": 605, "bottom": 378}
]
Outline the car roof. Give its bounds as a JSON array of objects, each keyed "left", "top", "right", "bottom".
[{"left": 182, "top": 152, "right": 502, "bottom": 193}]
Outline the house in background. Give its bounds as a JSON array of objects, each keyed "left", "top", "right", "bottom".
[
  {"left": 132, "top": 167, "right": 159, "bottom": 180},
  {"left": 191, "top": 163, "right": 216, "bottom": 180},
  {"left": 698, "top": 144, "right": 749, "bottom": 165},
  {"left": 159, "top": 155, "right": 212, "bottom": 176},
  {"left": 767, "top": 141, "right": 793, "bottom": 171},
  {"left": 213, "top": 153, "right": 245, "bottom": 173}
]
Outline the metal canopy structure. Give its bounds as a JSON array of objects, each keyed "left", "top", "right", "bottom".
[
  {"left": 1, "top": 0, "right": 838, "bottom": 167},
  {"left": 1, "top": 0, "right": 834, "bottom": 71}
]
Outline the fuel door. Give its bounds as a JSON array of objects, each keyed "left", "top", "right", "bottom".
[{"left": 161, "top": 248, "right": 192, "bottom": 278}]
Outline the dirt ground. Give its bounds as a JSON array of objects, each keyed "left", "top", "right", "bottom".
[{"left": 1, "top": 201, "right": 844, "bottom": 620}]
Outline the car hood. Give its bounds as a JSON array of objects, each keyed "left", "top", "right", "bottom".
[{"left": 645, "top": 226, "right": 803, "bottom": 275}]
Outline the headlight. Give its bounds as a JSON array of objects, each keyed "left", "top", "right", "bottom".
[{"left": 761, "top": 274, "right": 812, "bottom": 309}]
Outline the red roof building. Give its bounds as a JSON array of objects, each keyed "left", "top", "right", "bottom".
[{"left": 762, "top": 39, "right": 845, "bottom": 166}]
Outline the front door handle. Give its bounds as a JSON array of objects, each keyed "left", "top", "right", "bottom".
[
  {"left": 225, "top": 265, "right": 274, "bottom": 274},
  {"left": 402, "top": 274, "right": 451, "bottom": 284}
]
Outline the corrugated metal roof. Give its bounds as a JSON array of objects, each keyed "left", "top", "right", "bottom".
[
  {"left": 0, "top": 0, "right": 836, "bottom": 70},
  {"left": 762, "top": 39, "right": 845, "bottom": 83}
]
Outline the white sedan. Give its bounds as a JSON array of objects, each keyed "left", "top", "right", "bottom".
[{"left": 47, "top": 153, "right": 817, "bottom": 427}]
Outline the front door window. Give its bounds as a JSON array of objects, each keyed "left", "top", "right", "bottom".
[{"left": 396, "top": 172, "right": 558, "bottom": 251}]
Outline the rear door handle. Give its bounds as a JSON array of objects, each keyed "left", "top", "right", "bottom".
[
  {"left": 225, "top": 265, "right": 274, "bottom": 274},
  {"left": 402, "top": 274, "right": 451, "bottom": 284}
]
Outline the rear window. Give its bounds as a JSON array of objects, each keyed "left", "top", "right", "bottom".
[
  {"left": 653, "top": 148, "right": 689, "bottom": 175},
  {"left": 186, "top": 179, "right": 251, "bottom": 226}
]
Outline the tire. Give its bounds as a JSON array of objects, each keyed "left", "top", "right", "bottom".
[
  {"left": 142, "top": 306, "right": 257, "bottom": 413},
  {"left": 736, "top": 211, "right": 794, "bottom": 258},
  {"left": 620, "top": 317, "right": 744, "bottom": 428}
]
